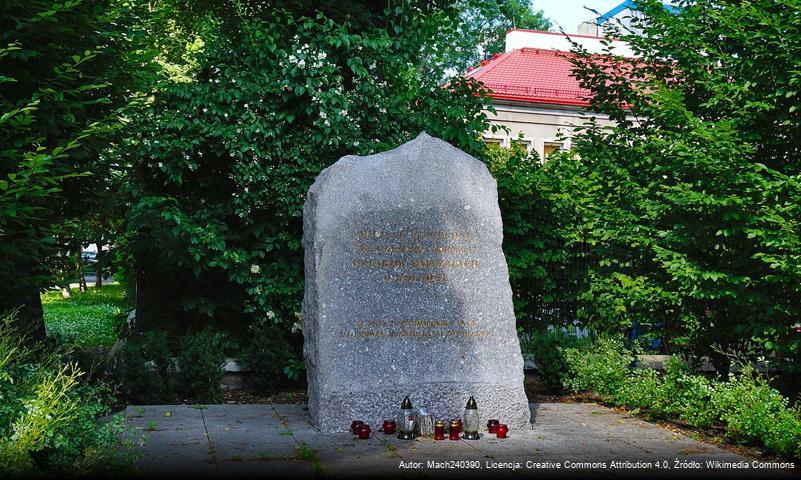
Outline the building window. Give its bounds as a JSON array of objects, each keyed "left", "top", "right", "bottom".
[
  {"left": 511, "top": 139, "right": 531, "bottom": 152},
  {"left": 543, "top": 142, "right": 564, "bottom": 159},
  {"left": 483, "top": 137, "right": 503, "bottom": 149}
]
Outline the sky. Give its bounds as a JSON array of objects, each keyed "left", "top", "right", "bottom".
[{"left": 538, "top": 0, "right": 626, "bottom": 33}]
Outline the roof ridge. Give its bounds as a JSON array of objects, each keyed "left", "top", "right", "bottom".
[{"left": 470, "top": 50, "right": 516, "bottom": 81}]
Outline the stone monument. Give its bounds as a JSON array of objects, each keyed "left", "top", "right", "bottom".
[{"left": 302, "top": 132, "right": 531, "bottom": 432}]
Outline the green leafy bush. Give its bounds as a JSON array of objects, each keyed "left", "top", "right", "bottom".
[
  {"left": 125, "top": 5, "right": 496, "bottom": 339},
  {"left": 653, "top": 357, "right": 716, "bottom": 428},
  {"left": 111, "top": 331, "right": 175, "bottom": 404},
  {"left": 0, "top": 314, "right": 134, "bottom": 476},
  {"left": 563, "top": 337, "right": 801, "bottom": 458},
  {"left": 563, "top": 337, "right": 633, "bottom": 399},
  {"left": 527, "top": 329, "right": 591, "bottom": 392},
  {"left": 712, "top": 367, "right": 801, "bottom": 458},
  {"left": 238, "top": 319, "right": 295, "bottom": 392},
  {"left": 550, "top": 0, "right": 801, "bottom": 371},
  {"left": 176, "top": 328, "right": 226, "bottom": 403}
]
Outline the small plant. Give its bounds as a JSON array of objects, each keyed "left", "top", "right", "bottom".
[
  {"left": 712, "top": 366, "right": 801, "bottom": 459},
  {"left": 145, "top": 421, "right": 158, "bottom": 431},
  {"left": 527, "top": 328, "right": 591, "bottom": 393},
  {"left": 0, "top": 313, "right": 135, "bottom": 476},
  {"left": 239, "top": 319, "right": 295, "bottom": 392},
  {"left": 111, "top": 331, "right": 175, "bottom": 404},
  {"left": 294, "top": 442, "right": 323, "bottom": 475},
  {"left": 563, "top": 336, "right": 633, "bottom": 398},
  {"left": 176, "top": 327, "right": 226, "bottom": 403},
  {"left": 563, "top": 336, "right": 801, "bottom": 459}
]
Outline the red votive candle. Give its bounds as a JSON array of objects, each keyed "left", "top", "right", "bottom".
[
  {"left": 496, "top": 424, "right": 508, "bottom": 439},
  {"left": 487, "top": 419, "right": 499, "bottom": 434},
  {"left": 449, "top": 419, "right": 462, "bottom": 440},
  {"left": 382, "top": 420, "right": 396, "bottom": 435},
  {"left": 358, "top": 424, "right": 371, "bottom": 439},
  {"left": 434, "top": 420, "right": 446, "bottom": 441},
  {"left": 351, "top": 420, "right": 364, "bottom": 434}
]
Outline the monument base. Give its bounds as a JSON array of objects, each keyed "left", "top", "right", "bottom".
[{"left": 309, "top": 382, "right": 531, "bottom": 433}]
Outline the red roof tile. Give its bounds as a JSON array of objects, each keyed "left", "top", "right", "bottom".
[{"left": 465, "top": 48, "right": 591, "bottom": 107}]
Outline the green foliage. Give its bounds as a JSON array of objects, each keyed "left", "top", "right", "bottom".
[
  {"left": 238, "top": 319, "right": 295, "bottom": 392},
  {"left": 0, "top": 0, "right": 143, "bottom": 337},
  {"left": 42, "top": 284, "right": 128, "bottom": 348},
  {"left": 563, "top": 337, "right": 634, "bottom": 398},
  {"left": 712, "top": 367, "right": 801, "bottom": 458},
  {"left": 652, "top": 357, "right": 717, "bottom": 428},
  {"left": 428, "top": 0, "right": 551, "bottom": 74},
  {"left": 525, "top": 328, "right": 591, "bottom": 392},
  {"left": 563, "top": 338, "right": 801, "bottom": 458},
  {"left": 488, "top": 142, "right": 593, "bottom": 328},
  {"left": 534, "top": 0, "right": 801, "bottom": 370},
  {"left": 111, "top": 331, "right": 175, "bottom": 404},
  {"left": 176, "top": 328, "right": 226, "bottom": 403},
  {"left": 125, "top": 4, "right": 497, "bottom": 345},
  {"left": 0, "top": 313, "right": 134, "bottom": 476}
]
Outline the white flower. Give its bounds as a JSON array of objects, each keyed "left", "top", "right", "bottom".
[
  {"left": 266, "top": 310, "right": 276, "bottom": 319},
  {"left": 250, "top": 264, "right": 261, "bottom": 274}
]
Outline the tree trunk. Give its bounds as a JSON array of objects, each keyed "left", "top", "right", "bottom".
[
  {"left": 94, "top": 236, "right": 103, "bottom": 288},
  {"left": 95, "top": 260, "right": 103, "bottom": 288},
  {"left": 75, "top": 242, "right": 87, "bottom": 292},
  {"left": 2, "top": 284, "right": 47, "bottom": 343}
]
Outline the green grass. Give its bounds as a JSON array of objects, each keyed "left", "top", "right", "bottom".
[{"left": 42, "top": 283, "right": 129, "bottom": 348}]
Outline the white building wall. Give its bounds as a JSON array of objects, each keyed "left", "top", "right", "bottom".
[
  {"left": 483, "top": 102, "right": 614, "bottom": 161},
  {"left": 504, "top": 29, "right": 635, "bottom": 56}
]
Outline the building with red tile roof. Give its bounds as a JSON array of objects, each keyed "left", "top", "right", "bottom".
[
  {"left": 466, "top": 48, "right": 591, "bottom": 108},
  {"left": 466, "top": 29, "right": 631, "bottom": 160}
]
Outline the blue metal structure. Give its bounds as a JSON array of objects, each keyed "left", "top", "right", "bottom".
[{"left": 596, "top": 1, "right": 679, "bottom": 25}]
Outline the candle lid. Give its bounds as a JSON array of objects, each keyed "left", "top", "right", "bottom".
[
  {"left": 465, "top": 396, "right": 477, "bottom": 409},
  {"left": 401, "top": 396, "right": 413, "bottom": 409}
]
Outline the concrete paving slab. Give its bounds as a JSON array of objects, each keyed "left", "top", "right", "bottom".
[
  {"left": 125, "top": 402, "right": 794, "bottom": 478},
  {"left": 126, "top": 405, "right": 216, "bottom": 477}
]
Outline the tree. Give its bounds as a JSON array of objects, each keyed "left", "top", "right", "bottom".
[
  {"left": 124, "top": 3, "right": 498, "bottom": 348},
  {"left": 554, "top": 0, "right": 801, "bottom": 371},
  {"left": 1, "top": 1, "right": 117, "bottom": 338},
  {"left": 431, "top": 0, "right": 550, "bottom": 74}
]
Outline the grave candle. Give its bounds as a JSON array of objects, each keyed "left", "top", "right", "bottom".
[
  {"left": 463, "top": 396, "right": 480, "bottom": 440},
  {"left": 449, "top": 419, "right": 461, "bottom": 440},
  {"left": 382, "top": 419, "right": 396, "bottom": 435},
  {"left": 487, "top": 419, "right": 499, "bottom": 434},
  {"left": 496, "top": 424, "right": 508, "bottom": 439},
  {"left": 398, "top": 396, "right": 415, "bottom": 440},
  {"left": 434, "top": 420, "right": 445, "bottom": 441}
]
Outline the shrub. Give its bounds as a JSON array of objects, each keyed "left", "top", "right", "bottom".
[
  {"left": 563, "top": 336, "right": 801, "bottom": 459},
  {"left": 0, "top": 314, "right": 134, "bottom": 476},
  {"left": 563, "top": 336, "right": 633, "bottom": 399},
  {"left": 712, "top": 367, "right": 801, "bottom": 459},
  {"left": 176, "top": 328, "right": 226, "bottom": 403},
  {"left": 527, "top": 329, "right": 590, "bottom": 393},
  {"left": 239, "top": 319, "right": 295, "bottom": 392},
  {"left": 111, "top": 331, "right": 175, "bottom": 404},
  {"left": 655, "top": 356, "right": 716, "bottom": 428}
]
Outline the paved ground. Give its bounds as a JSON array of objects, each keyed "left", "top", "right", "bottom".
[{"left": 124, "top": 402, "right": 794, "bottom": 478}]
